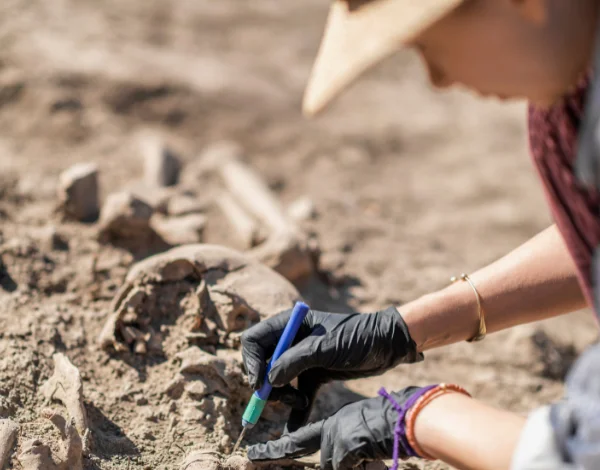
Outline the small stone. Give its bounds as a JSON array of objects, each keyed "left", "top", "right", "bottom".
[
  {"left": 99, "top": 192, "right": 153, "bottom": 233},
  {"left": 151, "top": 214, "right": 206, "bottom": 245},
  {"left": 36, "top": 225, "right": 68, "bottom": 251},
  {"left": 57, "top": 163, "right": 99, "bottom": 222},
  {"left": 134, "top": 340, "right": 148, "bottom": 355},
  {"left": 286, "top": 196, "right": 317, "bottom": 222},
  {"left": 164, "top": 376, "right": 185, "bottom": 399},
  {"left": 219, "top": 434, "right": 231, "bottom": 453},
  {"left": 141, "top": 135, "right": 181, "bottom": 187},
  {"left": 136, "top": 396, "right": 148, "bottom": 406}
]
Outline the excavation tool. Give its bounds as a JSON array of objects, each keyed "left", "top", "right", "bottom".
[{"left": 232, "top": 301, "right": 310, "bottom": 454}]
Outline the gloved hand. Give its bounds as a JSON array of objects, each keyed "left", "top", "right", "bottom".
[
  {"left": 247, "top": 387, "right": 421, "bottom": 470},
  {"left": 241, "top": 306, "right": 423, "bottom": 431}
]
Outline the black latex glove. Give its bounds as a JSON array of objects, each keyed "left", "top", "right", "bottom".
[
  {"left": 247, "top": 387, "right": 420, "bottom": 470},
  {"left": 241, "top": 306, "right": 423, "bottom": 431}
]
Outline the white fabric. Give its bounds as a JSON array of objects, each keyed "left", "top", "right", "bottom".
[{"left": 511, "top": 406, "right": 574, "bottom": 470}]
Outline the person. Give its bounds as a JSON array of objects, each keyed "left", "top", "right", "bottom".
[{"left": 240, "top": 1, "right": 600, "bottom": 469}]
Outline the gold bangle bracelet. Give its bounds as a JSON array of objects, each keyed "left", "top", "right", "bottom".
[{"left": 450, "top": 273, "right": 487, "bottom": 342}]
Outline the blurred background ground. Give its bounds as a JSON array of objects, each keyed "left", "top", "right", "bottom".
[{"left": 0, "top": 0, "right": 598, "bottom": 469}]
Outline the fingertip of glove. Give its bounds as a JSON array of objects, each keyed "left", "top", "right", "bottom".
[
  {"left": 245, "top": 444, "right": 262, "bottom": 461},
  {"left": 247, "top": 442, "right": 280, "bottom": 462},
  {"left": 267, "top": 368, "right": 283, "bottom": 387}
]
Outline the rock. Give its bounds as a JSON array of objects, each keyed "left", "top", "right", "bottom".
[
  {"left": 151, "top": 214, "right": 207, "bottom": 246},
  {"left": 40, "top": 354, "right": 90, "bottom": 454},
  {"left": 97, "top": 192, "right": 169, "bottom": 255},
  {"left": 99, "top": 191, "right": 153, "bottom": 235},
  {"left": 0, "top": 419, "right": 19, "bottom": 469},
  {"left": 141, "top": 135, "right": 181, "bottom": 187},
  {"left": 286, "top": 196, "right": 317, "bottom": 223},
  {"left": 57, "top": 163, "right": 99, "bottom": 222}
]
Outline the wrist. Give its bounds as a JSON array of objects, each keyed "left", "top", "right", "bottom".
[
  {"left": 379, "top": 384, "right": 471, "bottom": 465},
  {"left": 384, "top": 307, "right": 424, "bottom": 364},
  {"left": 405, "top": 384, "right": 471, "bottom": 460},
  {"left": 400, "top": 283, "right": 480, "bottom": 352}
]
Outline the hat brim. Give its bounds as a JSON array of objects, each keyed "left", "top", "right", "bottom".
[{"left": 303, "top": 0, "right": 463, "bottom": 117}]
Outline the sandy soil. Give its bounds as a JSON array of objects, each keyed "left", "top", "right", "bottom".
[{"left": 0, "top": 1, "right": 598, "bottom": 469}]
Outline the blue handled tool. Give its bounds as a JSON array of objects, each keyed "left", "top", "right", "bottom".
[{"left": 232, "top": 301, "right": 310, "bottom": 453}]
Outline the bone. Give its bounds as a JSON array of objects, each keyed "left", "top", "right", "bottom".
[
  {"left": 203, "top": 144, "right": 316, "bottom": 282},
  {"left": 180, "top": 450, "right": 220, "bottom": 470},
  {"left": 99, "top": 244, "right": 300, "bottom": 352},
  {"left": 215, "top": 191, "right": 261, "bottom": 249},
  {"left": 18, "top": 412, "right": 83, "bottom": 470},
  {"left": 0, "top": 419, "right": 19, "bottom": 469},
  {"left": 286, "top": 196, "right": 317, "bottom": 223},
  {"left": 216, "top": 155, "right": 290, "bottom": 234},
  {"left": 180, "top": 451, "right": 257, "bottom": 470},
  {"left": 168, "top": 194, "right": 209, "bottom": 216},
  {"left": 151, "top": 213, "right": 207, "bottom": 246},
  {"left": 40, "top": 354, "right": 90, "bottom": 454},
  {"left": 249, "top": 230, "right": 315, "bottom": 284},
  {"left": 41, "top": 410, "right": 83, "bottom": 470}
]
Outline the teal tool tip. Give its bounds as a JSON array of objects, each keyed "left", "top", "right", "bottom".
[{"left": 240, "top": 301, "right": 310, "bottom": 428}]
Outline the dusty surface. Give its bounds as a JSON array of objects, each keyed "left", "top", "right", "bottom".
[{"left": 1, "top": 0, "right": 599, "bottom": 469}]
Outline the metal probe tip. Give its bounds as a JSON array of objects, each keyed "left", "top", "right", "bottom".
[{"left": 232, "top": 427, "right": 247, "bottom": 455}]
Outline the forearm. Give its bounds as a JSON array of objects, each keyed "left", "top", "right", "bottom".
[
  {"left": 402, "top": 224, "right": 586, "bottom": 351},
  {"left": 414, "top": 393, "right": 525, "bottom": 470}
]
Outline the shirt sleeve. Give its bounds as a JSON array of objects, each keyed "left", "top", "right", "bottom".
[{"left": 511, "top": 406, "right": 575, "bottom": 470}]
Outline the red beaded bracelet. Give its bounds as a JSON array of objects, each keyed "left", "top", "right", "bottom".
[{"left": 405, "top": 383, "right": 471, "bottom": 460}]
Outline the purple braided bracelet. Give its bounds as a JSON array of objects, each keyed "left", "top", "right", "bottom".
[{"left": 378, "top": 385, "right": 437, "bottom": 470}]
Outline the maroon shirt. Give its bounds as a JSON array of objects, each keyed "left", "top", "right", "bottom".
[{"left": 528, "top": 76, "right": 600, "bottom": 310}]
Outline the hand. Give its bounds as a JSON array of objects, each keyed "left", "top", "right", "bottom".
[
  {"left": 247, "top": 387, "right": 420, "bottom": 470},
  {"left": 241, "top": 306, "right": 423, "bottom": 431}
]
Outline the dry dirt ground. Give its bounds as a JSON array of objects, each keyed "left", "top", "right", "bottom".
[{"left": 1, "top": 1, "right": 599, "bottom": 469}]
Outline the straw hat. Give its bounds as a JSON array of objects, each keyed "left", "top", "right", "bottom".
[{"left": 303, "top": 0, "right": 463, "bottom": 116}]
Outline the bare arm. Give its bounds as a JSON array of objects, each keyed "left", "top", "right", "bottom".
[
  {"left": 415, "top": 393, "right": 526, "bottom": 470},
  {"left": 402, "top": 224, "right": 586, "bottom": 351}
]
